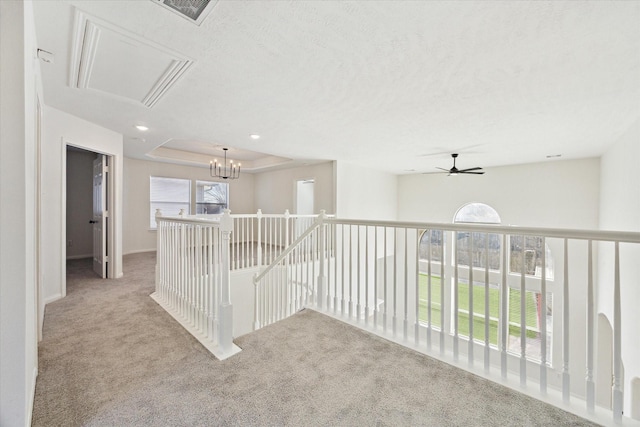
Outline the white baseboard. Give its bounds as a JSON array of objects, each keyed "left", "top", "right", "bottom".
[
  {"left": 28, "top": 366, "right": 37, "bottom": 427},
  {"left": 44, "top": 293, "right": 63, "bottom": 305},
  {"left": 66, "top": 254, "right": 92, "bottom": 260},
  {"left": 123, "top": 248, "right": 156, "bottom": 256}
]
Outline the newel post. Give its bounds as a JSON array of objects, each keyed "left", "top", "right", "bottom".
[
  {"left": 219, "top": 209, "right": 234, "bottom": 354},
  {"left": 316, "top": 210, "right": 327, "bottom": 309}
]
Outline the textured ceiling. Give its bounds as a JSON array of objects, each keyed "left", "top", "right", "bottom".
[{"left": 33, "top": 1, "right": 640, "bottom": 174}]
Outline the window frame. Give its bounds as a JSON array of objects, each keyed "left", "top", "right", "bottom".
[{"left": 149, "top": 177, "right": 231, "bottom": 230}]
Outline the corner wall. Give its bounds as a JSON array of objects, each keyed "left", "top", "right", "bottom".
[
  {"left": 0, "top": 1, "right": 40, "bottom": 424},
  {"left": 254, "top": 162, "right": 335, "bottom": 214},
  {"left": 598, "top": 120, "right": 640, "bottom": 415},
  {"left": 335, "top": 161, "right": 397, "bottom": 220}
]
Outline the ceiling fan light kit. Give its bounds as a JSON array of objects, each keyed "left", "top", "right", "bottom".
[{"left": 436, "top": 153, "right": 485, "bottom": 176}]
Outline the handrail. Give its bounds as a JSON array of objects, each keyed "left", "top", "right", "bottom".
[
  {"left": 156, "top": 215, "right": 221, "bottom": 225},
  {"left": 325, "top": 218, "right": 640, "bottom": 243},
  {"left": 253, "top": 219, "right": 321, "bottom": 284}
]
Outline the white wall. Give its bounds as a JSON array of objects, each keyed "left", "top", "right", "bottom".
[
  {"left": 398, "top": 158, "right": 600, "bottom": 228},
  {"left": 598, "top": 120, "right": 640, "bottom": 415},
  {"left": 41, "top": 106, "right": 123, "bottom": 303},
  {"left": 254, "top": 162, "right": 335, "bottom": 214},
  {"left": 335, "top": 161, "right": 397, "bottom": 220},
  {"left": 0, "top": 1, "right": 40, "bottom": 425},
  {"left": 123, "top": 157, "right": 255, "bottom": 254},
  {"left": 66, "top": 149, "right": 95, "bottom": 259}
]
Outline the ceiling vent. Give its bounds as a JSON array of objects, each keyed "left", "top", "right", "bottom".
[{"left": 151, "top": 0, "right": 218, "bottom": 26}]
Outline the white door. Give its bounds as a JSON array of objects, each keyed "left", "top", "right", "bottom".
[{"left": 92, "top": 155, "right": 107, "bottom": 278}]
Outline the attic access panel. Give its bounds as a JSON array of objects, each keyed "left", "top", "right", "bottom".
[
  {"left": 70, "top": 10, "right": 194, "bottom": 108},
  {"left": 151, "top": 0, "right": 218, "bottom": 26}
]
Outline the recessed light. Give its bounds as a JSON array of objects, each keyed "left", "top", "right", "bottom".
[
  {"left": 135, "top": 125, "right": 149, "bottom": 131},
  {"left": 250, "top": 134, "right": 260, "bottom": 140}
]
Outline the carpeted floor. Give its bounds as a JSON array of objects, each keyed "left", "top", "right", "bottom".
[{"left": 32, "top": 252, "right": 598, "bottom": 426}]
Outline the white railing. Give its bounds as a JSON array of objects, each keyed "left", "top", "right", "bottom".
[
  {"left": 228, "top": 210, "right": 319, "bottom": 270},
  {"left": 152, "top": 209, "right": 238, "bottom": 360},
  {"left": 253, "top": 215, "right": 640, "bottom": 424},
  {"left": 252, "top": 215, "right": 326, "bottom": 329},
  {"left": 152, "top": 209, "right": 327, "bottom": 359}
]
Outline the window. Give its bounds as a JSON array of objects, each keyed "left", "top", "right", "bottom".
[
  {"left": 196, "top": 181, "right": 228, "bottom": 214},
  {"left": 149, "top": 177, "right": 190, "bottom": 228},
  {"left": 418, "top": 202, "right": 554, "bottom": 362},
  {"left": 509, "top": 236, "right": 554, "bottom": 279}
]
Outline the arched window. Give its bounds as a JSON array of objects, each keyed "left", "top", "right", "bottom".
[
  {"left": 454, "top": 202, "right": 501, "bottom": 224},
  {"left": 454, "top": 203, "right": 501, "bottom": 270}
]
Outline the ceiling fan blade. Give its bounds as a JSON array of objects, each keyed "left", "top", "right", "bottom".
[
  {"left": 435, "top": 167, "right": 450, "bottom": 172},
  {"left": 457, "top": 167, "right": 483, "bottom": 173},
  {"left": 459, "top": 171, "right": 485, "bottom": 175}
]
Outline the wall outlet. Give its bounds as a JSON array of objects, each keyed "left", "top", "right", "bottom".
[{"left": 68, "top": 240, "right": 72, "bottom": 247}]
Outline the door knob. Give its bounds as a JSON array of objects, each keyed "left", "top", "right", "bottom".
[{"left": 89, "top": 220, "right": 97, "bottom": 224}]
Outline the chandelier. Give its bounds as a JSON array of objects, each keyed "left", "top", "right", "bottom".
[{"left": 210, "top": 148, "right": 241, "bottom": 180}]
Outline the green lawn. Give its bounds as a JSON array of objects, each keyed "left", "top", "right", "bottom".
[{"left": 418, "top": 273, "right": 539, "bottom": 345}]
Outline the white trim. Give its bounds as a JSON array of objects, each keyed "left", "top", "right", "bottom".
[
  {"left": 61, "top": 140, "right": 67, "bottom": 298},
  {"left": 123, "top": 248, "right": 156, "bottom": 255},
  {"left": 27, "top": 366, "right": 37, "bottom": 427},
  {"left": 44, "top": 293, "right": 63, "bottom": 305},
  {"left": 66, "top": 254, "right": 93, "bottom": 260}
]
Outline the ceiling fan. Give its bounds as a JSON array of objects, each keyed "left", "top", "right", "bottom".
[{"left": 436, "top": 153, "right": 484, "bottom": 176}]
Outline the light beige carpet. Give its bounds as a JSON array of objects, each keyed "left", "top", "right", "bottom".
[{"left": 32, "top": 252, "right": 598, "bottom": 426}]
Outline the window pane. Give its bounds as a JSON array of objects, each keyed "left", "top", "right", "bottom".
[
  {"left": 454, "top": 203, "right": 501, "bottom": 224},
  {"left": 150, "top": 177, "right": 190, "bottom": 203},
  {"left": 456, "top": 232, "right": 501, "bottom": 270},
  {"left": 418, "top": 274, "right": 442, "bottom": 329},
  {"left": 507, "top": 289, "right": 552, "bottom": 363},
  {"left": 455, "top": 278, "right": 500, "bottom": 345},
  {"left": 150, "top": 177, "right": 191, "bottom": 228},
  {"left": 509, "top": 236, "right": 554, "bottom": 279},
  {"left": 453, "top": 203, "right": 501, "bottom": 269},
  {"left": 196, "top": 181, "right": 228, "bottom": 214},
  {"left": 418, "top": 230, "right": 444, "bottom": 263}
]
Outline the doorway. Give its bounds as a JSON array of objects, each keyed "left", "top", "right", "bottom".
[
  {"left": 296, "top": 179, "right": 314, "bottom": 215},
  {"left": 65, "top": 146, "right": 109, "bottom": 279},
  {"left": 295, "top": 179, "right": 315, "bottom": 238}
]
